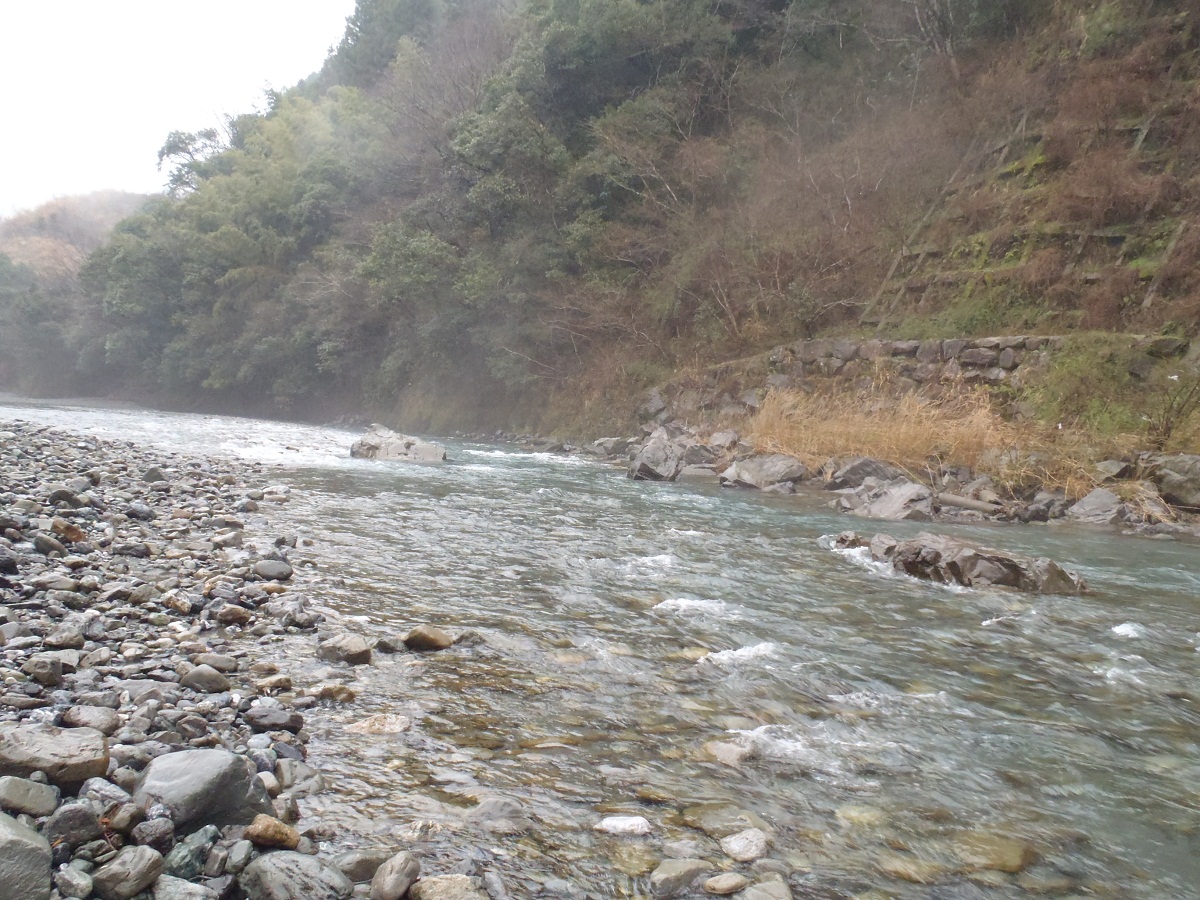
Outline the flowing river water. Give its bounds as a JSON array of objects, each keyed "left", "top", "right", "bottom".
[{"left": 2, "top": 399, "right": 1198, "bottom": 898}]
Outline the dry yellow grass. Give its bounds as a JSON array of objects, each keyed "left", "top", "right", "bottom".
[{"left": 750, "top": 383, "right": 1140, "bottom": 499}]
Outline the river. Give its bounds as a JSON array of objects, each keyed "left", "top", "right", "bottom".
[{"left": 2, "top": 398, "right": 1197, "bottom": 898}]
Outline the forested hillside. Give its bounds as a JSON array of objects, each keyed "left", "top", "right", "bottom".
[{"left": 1, "top": 0, "right": 1197, "bottom": 434}]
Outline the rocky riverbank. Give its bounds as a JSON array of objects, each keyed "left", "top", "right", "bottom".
[
  {"left": 0, "top": 421, "right": 482, "bottom": 900},
  {"left": 587, "top": 424, "right": 1200, "bottom": 540}
]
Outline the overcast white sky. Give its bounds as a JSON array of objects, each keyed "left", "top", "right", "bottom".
[{"left": 0, "top": 1, "right": 358, "bottom": 216}]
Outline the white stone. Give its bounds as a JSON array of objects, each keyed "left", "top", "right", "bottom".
[
  {"left": 594, "top": 815, "right": 652, "bottom": 835},
  {"left": 720, "top": 827, "right": 769, "bottom": 862}
]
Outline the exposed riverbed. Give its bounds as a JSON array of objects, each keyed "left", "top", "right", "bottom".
[{"left": 2, "top": 399, "right": 1198, "bottom": 898}]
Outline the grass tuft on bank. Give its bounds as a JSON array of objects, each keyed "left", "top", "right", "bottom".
[{"left": 750, "top": 382, "right": 1143, "bottom": 500}]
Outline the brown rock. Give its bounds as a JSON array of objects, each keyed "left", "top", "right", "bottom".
[
  {"left": 954, "top": 833, "right": 1038, "bottom": 874},
  {"left": 244, "top": 813, "right": 301, "bottom": 849},
  {"left": 404, "top": 625, "right": 454, "bottom": 652}
]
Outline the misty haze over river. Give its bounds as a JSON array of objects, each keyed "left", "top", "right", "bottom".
[{"left": 2, "top": 398, "right": 1198, "bottom": 898}]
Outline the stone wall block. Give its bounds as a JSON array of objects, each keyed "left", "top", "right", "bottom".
[
  {"left": 860, "top": 340, "right": 888, "bottom": 360},
  {"left": 959, "top": 348, "right": 999, "bottom": 367},
  {"left": 831, "top": 340, "right": 859, "bottom": 361},
  {"left": 942, "top": 339, "right": 968, "bottom": 359},
  {"left": 916, "top": 340, "right": 943, "bottom": 363},
  {"left": 913, "top": 363, "right": 942, "bottom": 383}
]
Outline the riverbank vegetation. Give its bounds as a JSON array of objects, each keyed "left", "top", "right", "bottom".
[
  {"left": 751, "top": 381, "right": 1129, "bottom": 498},
  {"left": 1, "top": 0, "right": 1198, "bottom": 447}
]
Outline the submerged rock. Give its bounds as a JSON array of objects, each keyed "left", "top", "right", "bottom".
[
  {"left": 408, "top": 874, "right": 489, "bottom": 899},
  {"left": 649, "top": 858, "right": 711, "bottom": 897},
  {"left": 832, "top": 531, "right": 1086, "bottom": 594},
  {"left": 350, "top": 425, "right": 446, "bottom": 463},
  {"left": 594, "top": 815, "right": 652, "bottom": 835}
]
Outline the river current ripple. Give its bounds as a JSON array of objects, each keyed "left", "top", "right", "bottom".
[{"left": 2, "top": 399, "right": 1198, "bottom": 898}]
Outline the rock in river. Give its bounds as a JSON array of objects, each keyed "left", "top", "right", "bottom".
[
  {"left": 832, "top": 531, "right": 1086, "bottom": 594},
  {"left": 408, "top": 874, "right": 489, "bottom": 899},
  {"left": 650, "top": 859, "right": 712, "bottom": 897},
  {"left": 317, "top": 633, "right": 373, "bottom": 665},
  {"left": 370, "top": 851, "right": 421, "bottom": 900},
  {"left": 350, "top": 425, "right": 446, "bottom": 463},
  {"left": 404, "top": 624, "right": 454, "bottom": 652}
]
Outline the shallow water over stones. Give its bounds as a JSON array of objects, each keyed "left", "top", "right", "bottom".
[{"left": 3, "top": 399, "right": 1199, "bottom": 898}]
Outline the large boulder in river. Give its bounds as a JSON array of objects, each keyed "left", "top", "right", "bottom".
[
  {"left": 134, "top": 749, "right": 273, "bottom": 830},
  {"left": 832, "top": 531, "right": 1085, "bottom": 594},
  {"left": 1146, "top": 453, "right": 1200, "bottom": 510},
  {"left": 0, "top": 723, "right": 108, "bottom": 789},
  {"left": 719, "top": 454, "right": 807, "bottom": 493},
  {"left": 350, "top": 425, "right": 446, "bottom": 463}
]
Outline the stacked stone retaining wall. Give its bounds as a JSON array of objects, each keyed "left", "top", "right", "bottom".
[{"left": 644, "top": 334, "right": 1190, "bottom": 423}]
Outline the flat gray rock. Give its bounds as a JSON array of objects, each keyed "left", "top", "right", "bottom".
[
  {"left": 134, "top": 749, "right": 273, "bottom": 830},
  {"left": 240, "top": 851, "right": 353, "bottom": 900},
  {"left": 854, "top": 480, "right": 933, "bottom": 521},
  {"left": 649, "top": 858, "right": 711, "bottom": 897},
  {"left": 61, "top": 705, "right": 121, "bottom": 735},
  {"left": 254, "top": 560, "right": 294, "bottom": 581},
  {"left": 0, "top": 723, "right": 109, "bottom": 788},
  {"left": 0, "top": 775, "right": 59, "bottom": 816},
  {"left": 0, "top": 811, "right": 51, "bottom": 900},
  {"left": 1066, "top": 488, "right": 1124, "bottom": 525},
  {"left": 719, "top": 454, "right": 807, "bottom": 491},
  {"left": 316, "top": 633, "right": 372, "bottom": 665},
  {"left": 180, "top": 664, "right": 232, "bottom": 693},
  {"left": 92, "top": 845, "right": 164, "bottom": 900},
  {"left": 370, "top": 851, "right": 420, "bottom": 900}
]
